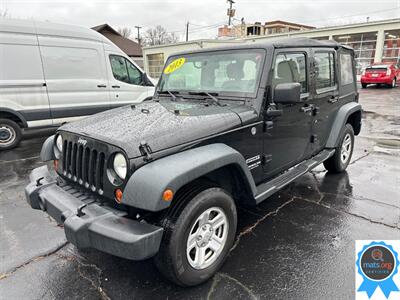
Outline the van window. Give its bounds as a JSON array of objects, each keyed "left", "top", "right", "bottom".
[
  {"left": 315, "top": 52, "right": 336, "bottom": 90},
  {"left": 272, "top": 53, "right": 307, "bottom": 93},
  {"left": 0, "top": 44, "right": 44, "bottom": 80},
  {"left": 41, "top": 47, "right": 102, "bottom": 79},
  {"left": 110, "top": 55, "right": 142, "bottom": 85},
  {"left": 340, "top": 53, "right": 354, "bottom": 85}
]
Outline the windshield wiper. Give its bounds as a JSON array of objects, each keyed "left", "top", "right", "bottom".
[
  {"left": 158, "top": 90, "right": 180, "bottom": 101},
  {"left": 188, "top": 91, "right": 223, "bottom": 106}
]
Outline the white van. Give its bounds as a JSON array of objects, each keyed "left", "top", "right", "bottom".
[{"left": 0, "top": 19, "right": 155, "bottom": 150}]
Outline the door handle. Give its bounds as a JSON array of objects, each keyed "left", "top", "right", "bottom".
[
  {"left": 112, "top": 85, "right": 120, "bottom": 89},
  {"left": 328, "top": 96, "right": 338, "bottom": 103},
  {"left": 97, "top": 84, "right": 107, "bottom": 88},
  {"left": 300, "top": 104, "right": 314, "bottom": 113}
]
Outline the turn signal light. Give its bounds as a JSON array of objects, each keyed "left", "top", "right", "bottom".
[
  {"left": 115, "top": 188, "right": 123, "bottom": 203},
  {"left": 162, "top": 189, "right": 174, "bottom": 202}
]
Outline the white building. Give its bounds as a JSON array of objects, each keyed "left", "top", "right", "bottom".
[{"left": 143, "top": 18, "right": 400, "bottom": 78}]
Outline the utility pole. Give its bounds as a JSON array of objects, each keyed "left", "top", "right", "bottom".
[
  {"left": 186, "top": 22, "right": 189, "bottom": 42},
  {"left": 227, "top": 0, "right": 235, "bottom": 26},
  {"left": 135, "top": 26, "right": 142, "bottom": 46}
]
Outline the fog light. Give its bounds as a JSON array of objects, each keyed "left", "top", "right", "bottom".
[
  {"left": 162, "top": 189, "right": 174, "bottom": 202},
  {"left": 115, "top": 188, "right": 123, "bottom": 203}
]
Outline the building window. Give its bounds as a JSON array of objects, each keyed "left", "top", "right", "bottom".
[
  {"left": 147, "top": 53, "right": 164, "bottom": 78},
  {"left": 383, "top": 29, "right": 400, "bottom": 64},
  {"left": 315, "top": 52, "right": 336, "bottom": 90},
  {"left": 333, "top": 32, "right": 377, "bottom": 75}
]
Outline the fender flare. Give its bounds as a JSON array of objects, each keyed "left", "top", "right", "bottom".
[
  {"left": 121, "top": 143, "right": 257, "bottom": 212},
  {"left": 40, "top": 135, "right": 56, "bottom": 161},
  {"left": 0, "top": 107, "right": 28, "bottom": 128},
  {"left": 325, "top": 102, "right": 362, "bottom": 148}
]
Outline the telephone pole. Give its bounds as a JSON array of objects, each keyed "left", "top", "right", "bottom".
[
  {"left": 135, "top": 25, "right": 142, "bottom": 46},
  {"left": 227, "top": 0, "right": 235, "bottom": 26},
  {"left": 186, "top": 22, "right": 189, "bottom": 41}
]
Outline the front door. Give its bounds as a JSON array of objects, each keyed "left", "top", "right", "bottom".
[
  {"left": 107, "top": 53, "right": 153, "bottom": 108},
  {"left": 262, "top": 49, "right": 313, "bottom": 179}
]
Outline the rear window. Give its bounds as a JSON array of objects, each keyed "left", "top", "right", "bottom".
[{"left": 366, "top": 67, "right": 387, "bottom": 72}]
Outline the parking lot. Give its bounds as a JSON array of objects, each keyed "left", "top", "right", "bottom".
[{"left": 0, "top": 86, "right": 399, "bottom": 299}]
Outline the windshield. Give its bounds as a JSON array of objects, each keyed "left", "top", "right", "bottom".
[{"left": 158, "top": 49, "right": 265, "bottom": 97}]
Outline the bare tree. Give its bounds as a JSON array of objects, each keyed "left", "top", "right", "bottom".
[
  {"left": 118, "top": 27, "right": 133, "bottom": 39},
  {"left": 0, "top": 9, "right": 9, "bottom": 18},
  {"left": 143, "top": 25, "right": 179, "bottom": 46}
]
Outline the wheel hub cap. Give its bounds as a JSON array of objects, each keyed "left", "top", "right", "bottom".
[
  {"left": 341, "top": 133, "right": 352, "bottom": 163},
  {"left": 0, "top": 126, "right": 13, "bottom": 143},
  {"left": 186, "top": 207, "right": 228, "bottom": 270}
]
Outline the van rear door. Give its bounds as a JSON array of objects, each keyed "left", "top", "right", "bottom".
[
  {"left": 106, "top": 52, "right": 154, "bottom": 108},
  {"left": 38, "top": 36, "right": 110, "bottom": 124}
]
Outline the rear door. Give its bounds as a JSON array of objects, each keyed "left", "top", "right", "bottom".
[
  {"left": 38, "top": 36, "right": 110, "bottom": 124},
  {"left": 310, "top": 48, "right": 339, "bottom": 154},
  {"left": 106, "top": 53, "right": 153, "bottom": 108},
  {"left": 262, "top": 49, "right": 313, "bottom": 178}
]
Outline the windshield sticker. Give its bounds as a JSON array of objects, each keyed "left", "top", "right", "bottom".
[{"left": 164, "top": 58, "right": 186, "bottom": 74}]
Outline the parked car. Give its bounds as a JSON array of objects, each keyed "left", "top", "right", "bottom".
[
  {"left": 0, "top": 19, "right": 155, "bottom": 150},
  {"left": 360, "top": 63, "right": 399, "bottom": 88},
  {"left": 26, "top": 38, "right": 361, "bottom": 286}
]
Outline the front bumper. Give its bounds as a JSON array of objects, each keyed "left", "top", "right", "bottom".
[{"left": 25, "top": 166, "right": 163, "bottom": 260}]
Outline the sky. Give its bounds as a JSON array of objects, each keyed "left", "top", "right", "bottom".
[{"left": 1, "top": 0, "right": 399, "bottom": 41}]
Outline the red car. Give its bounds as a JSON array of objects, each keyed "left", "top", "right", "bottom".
[{"left": 361, "top": 63, "right": 399, "bottom": 88}]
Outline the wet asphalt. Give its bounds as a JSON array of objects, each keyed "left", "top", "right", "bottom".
[{"left": 0, "top": 86, "right": 399, "bottom": 299}]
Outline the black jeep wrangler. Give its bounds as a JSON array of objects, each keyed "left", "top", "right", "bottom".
[{"left": 26, "top": 38, "right": 361, "bottom": 286}]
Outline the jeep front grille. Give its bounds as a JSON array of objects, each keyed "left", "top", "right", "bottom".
[{"left": 61, "top": 140, "right": 106, "bottom": 193}]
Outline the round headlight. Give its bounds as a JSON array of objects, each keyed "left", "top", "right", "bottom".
[
  {"left": 113, "top": 153, "right": 127, "bottom": 180},
  {"left": 56, "top": 135, "right": 63, "bottom": 152}
]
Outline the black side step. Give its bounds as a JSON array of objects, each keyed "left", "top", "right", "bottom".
[{"left": 254, "top": 149, "right": 335, "bottom": 204}]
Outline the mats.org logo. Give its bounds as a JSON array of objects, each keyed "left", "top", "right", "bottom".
[{"left": 356, "top": 240, "right": 400, "bottom": 300}]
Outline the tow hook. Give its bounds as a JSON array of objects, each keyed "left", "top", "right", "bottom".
[
  {"left": 36, "top": 177, "right": 44, "bottom": 187},
  {"left": 77, "top": 203, "right": 87, "bottom": 217}
]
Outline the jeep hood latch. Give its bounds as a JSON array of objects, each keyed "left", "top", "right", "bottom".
[{"left": 139, "top": 141, "right": 153, "bottom": 162}]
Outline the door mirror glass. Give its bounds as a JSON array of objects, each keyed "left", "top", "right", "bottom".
[{"left": 274, "top": 83, "right": 302, "bottom": 104}]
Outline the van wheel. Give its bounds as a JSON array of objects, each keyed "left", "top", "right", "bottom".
[
  {"left": 0, "top": 119, "right": 22, "bottom": 150},
  {"left": 154, "top": 186, "right": 237, "bottom": 286},
  {"left": 323, "top": 124, "right": 354, "bottom": 173},
  {"left": 361, "top": 83, "right": 367, "bottom": 88}
]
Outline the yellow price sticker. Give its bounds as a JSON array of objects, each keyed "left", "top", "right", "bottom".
[{"left": 164, "top": 58, "right": 186, "bottom": 74}]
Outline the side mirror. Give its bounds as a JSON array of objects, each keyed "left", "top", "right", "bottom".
[
  {"left": 274, "top": 82, "right": 302, "bottom": 104},
  {"left": 141, "top": 73, "right": 154, "bottom": 87}
]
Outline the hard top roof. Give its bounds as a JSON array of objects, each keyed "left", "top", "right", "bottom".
[{"left": 170, "top": 37, "right": 352, "bottom": 57}]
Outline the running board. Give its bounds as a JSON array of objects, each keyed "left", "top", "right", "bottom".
[{"left": 254, "top": 149, "right": 335, "bottom": 204}]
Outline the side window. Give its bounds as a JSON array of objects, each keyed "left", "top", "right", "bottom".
[
  {"left": 273, "top": 53, "right": 307, "bottom": 93},
  {"left": 314, "top": 52, "right": 336, "bottom": 91},
  {"left": 110, "top": 55, "right": 129, "bottom": 83},
  {"left": 110, "top": 55, "right": 142, "bottom": 85},
  {"left": 340, "top": 53, "right": 354, "bottom": 85},
  {"left": 126, "top": 60, "right": 142, "bottom": 85}
]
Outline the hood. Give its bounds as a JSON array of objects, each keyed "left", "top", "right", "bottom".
[{"left": 60, "top": 100, "right": 257, "bottom": 158}]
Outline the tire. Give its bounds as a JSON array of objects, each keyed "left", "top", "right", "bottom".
[
  {"left": 389, "top": 78, "right": 396, "bottom": 88},
  {"left": 323, "top": 123, "right": 354, "bottom": 173},
  {"left": 154, "top": 185, "right": 237, "bottom": 286},
  {"left": 0, "top": 118, "right": 22, "bottom": 150},
  {"left": 361, "top": 83, "right": 367, "bottom": 89}
]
